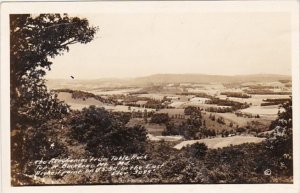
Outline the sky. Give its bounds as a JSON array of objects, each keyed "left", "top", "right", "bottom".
[{"left": 45, "top": 12, "right": 291, "bottom": 79}]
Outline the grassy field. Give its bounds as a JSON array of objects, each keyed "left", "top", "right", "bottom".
[
  {"left": 92, "top": 88, "right": 142, "bottom": 95},
  {"left": 57, "top": 92, "right": 105, "bottom": 110},
  {"left": 57, "top": 90, "right": 273, "bottom": 133},
  {"left": 201, "top": 113, "right": 235, "bottom": 132},
  {"left": 147, "top": 134, "right": 183, "bottom": 142},
  {"left": 144, "top": 123, "right": 166, "bottom": 135},
  {"left": 105, "top": 105, "right": 155, "bottom": 112},
  {"left": 174, "top": 135, "right": 266, "bottom": 150},
  {"left": 218, "top": 94, "right": 291, "bottom": 106},
  {"left": 126, "top": 118, "right": 166, "bottom": 136},
  {"left": 240, "top": 105, "right": 281, "bottom": 116},
  {"left": 157, "top": 108, "right": 185, "bottom": 116}
]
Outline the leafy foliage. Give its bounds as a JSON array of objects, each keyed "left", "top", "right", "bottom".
[
  {"left": 10, "top": 14, "right": 97, "bottom": 185},
  {"left": 220, "top": 92, "right": 251, "bottom": 98},
  {"left": 10, "top": 14, "right": 98, "bottom": 128},
  {"left": 150, "top": 113, "right": 170, "bottom": 124},
  {"left": 69, "top": 106, "right": 148, "bottom": 157},
  {"left": 184, "top": 106, "right": 202, "bottom": 116},
  {"left": 187, "top": 142, "right": 208, "bottom": 159},
  {"left": 11, "top": 123, "right": 67, "bottom": 185},
  {"left": 265, "top": 98, "right": 293, "bottom": 176}
]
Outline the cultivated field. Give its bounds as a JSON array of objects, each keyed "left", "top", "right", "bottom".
[
  {"left": 174, "top": 136, "right": 266, "bottom": 150},
  {"left": 51, "top": 76, "right": 291, "bottom": 150}
]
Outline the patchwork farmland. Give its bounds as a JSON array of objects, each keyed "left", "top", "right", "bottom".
[{"left": 48, "top": 74, "right": 291, "bottom": 150}]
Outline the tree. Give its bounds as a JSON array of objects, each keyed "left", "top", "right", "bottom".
[
  {"left": 11, "top": 122, "right": 67, "bottom": 185},
  {"left": 10, "top": 14, "right": 97, "bottom": 185},
  {"left": 10, "top": 14, "right": 98, "bottom": 129},
  {"left": 184, "top": 106, "right": 202, "bottom": 116},
  {"left": 150, "top": 113, "right": 170, "bottom": 124},
  {"left": 70, "top": 106, "right": 147, "bottom": 157},
  {"left": 265, "top": 98, "right": 293, "bottom": 176},
  {"left": 188, "top": 142, "right": 208, "bottom": 159},
  {"left": 217, "top": 117, "right": 225, "bottom": 124}
]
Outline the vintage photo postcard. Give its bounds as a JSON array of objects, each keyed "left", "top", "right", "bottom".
[{"left": 1, "top": 1, "right": 300, "bottom": 193}]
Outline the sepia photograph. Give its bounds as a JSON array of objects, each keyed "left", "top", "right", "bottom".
[{"left": 1, "top": 1, "right": 300, "bottom": 193}]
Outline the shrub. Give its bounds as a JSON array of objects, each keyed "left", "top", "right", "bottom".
[
  {"left": 69, "top": 106, "right": 147, "bottom": 157},
  {"left": 150, "top": 113, "right": 170, "bottom": 124}
]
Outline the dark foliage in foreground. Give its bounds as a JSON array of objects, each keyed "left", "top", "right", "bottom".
[
  {"left": 11, "top": 14, "right": 97, "bottom": 129},
  {"left": 69, "top": 106, "right": 148, "bottom": 157},
  {"left": 11, "top": 123, "right": 67, "bottom": 185},
  {"left": 10, "top": 14, "right": 98, "bottom": 186}
]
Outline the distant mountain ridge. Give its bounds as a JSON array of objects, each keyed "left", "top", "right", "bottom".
[
  {"left": 133, "top": 74, "right": 291, "bottom": 84},
  {"left": 46, "top": 73, "right": 291, "bottom": 89}
]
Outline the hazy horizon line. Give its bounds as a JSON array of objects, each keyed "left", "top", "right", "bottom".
[{"left": 45, "top": 73, "right": 291, "bottom": 80}]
